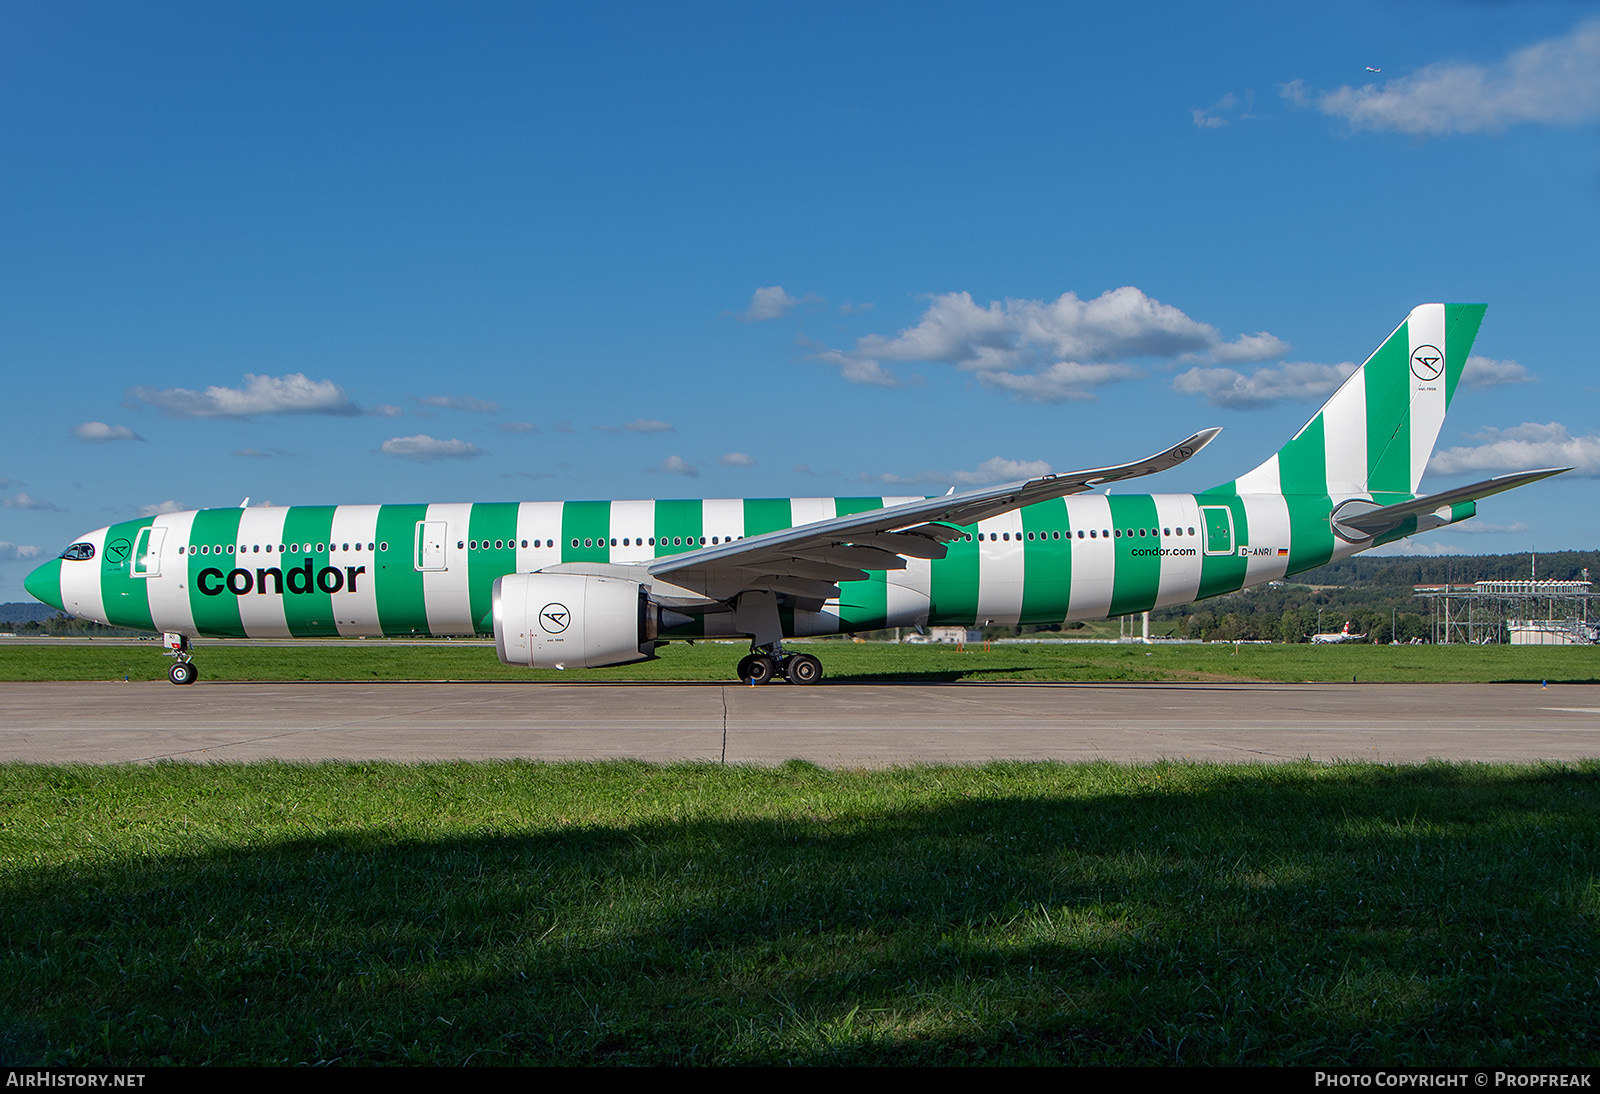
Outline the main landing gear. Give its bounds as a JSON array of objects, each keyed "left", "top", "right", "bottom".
[
  {"left": 163, "top": 632, "right": 199, "bottom": 686},
  {"left": 735, "top": 643, "right": 823, "bottom": 685}
]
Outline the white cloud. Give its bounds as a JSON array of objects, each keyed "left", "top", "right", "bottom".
[
  {"left": 128, "top": 373, "right": 358, "bottom": 418},
  {"left": 1362, "top": 539, "right": 1481, "bottom": 557},
  {"left": 1461, "top": 355, "right": 1532, "bottom": 388},
  {"left": 978, "top": 361, "right": 1144, "bottom": 403},
  {"left": 232, "top": 448, "right": 288, "bottom": 458},
  {"left": 1205, "top": 330, "right": 1292, "bottom": 364},
  {"left": 499, "top": 422, "right": 538, "bottom": 433},
  {"left": 813, "top": 347, "right": 904, "bottom": 388},
  {"left": 1429, "top": 422, "right": 1600, "bottom": 477},
  {"left": 2, "top": 493, "right": 62, "bottom": 512},
  {"left": 816, "top": 286, "right": 1284, "bottom": 395},
  {"left": 647, "top": 455, "right": 699, "bottom": 477},
  {"left": 73, "top": 421, "right": 144, "bottom": 443},
  {"left": 1284, "top": 20, "right": 1600, "bottom": 135},
  {"left": 1446, "top": 520, "right": 1532, "bottom": 535},
  {"left": 0, "top": 542, "right": 41, "bottom": 562},
  {"left": 417, "top": 394, "right": 499, "bottom": 414},
  {"left": 1172, "top": 360, "right": 1356, "bottom": 409},
  {"left": 854, "top": 456, "right": 1053, "bottom": 487},
  {"left": 742, "top": 286, "right": 799, "bottom": 322},
  {"left": 595, "top": 418, "right": 675, "bottom": 434},
  {"left": 138, "top": 500, "right": 185, "bottom": 517},
  {"left": 369, "top": 404, "right": 405, "bottom": 418},
  {"left": 1192, "top": 91, "right": 1238, "bottom": 129},
  {"left": 379, "top": 435, "right": 484, "bottom": 460},
  {"left": 718, "top": 452, "right": 756, "bottom": 467}
]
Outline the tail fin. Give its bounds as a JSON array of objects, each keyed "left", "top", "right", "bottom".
[{"left": 1224, "top": 303, "right": 1486, "bottom": 499}]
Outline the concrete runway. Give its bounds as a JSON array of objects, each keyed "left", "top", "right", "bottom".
[{"left": 3, "top": 680, "right": 1599, "bottom": 765}]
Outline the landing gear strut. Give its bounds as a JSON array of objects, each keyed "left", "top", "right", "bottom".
[
  {"left": 735, "top": 643, "right": 823, "bottom": 685},
  {"left": 163, "top": 632, "right": 199, "bottom": 686}
]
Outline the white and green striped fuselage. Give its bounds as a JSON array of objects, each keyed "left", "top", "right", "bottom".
[
  {"left": 31, "top": 304, "right": 1552, "bottom": 672},
  {"left": 26, "top": 487, "right": 1449, "bottom": 641}
]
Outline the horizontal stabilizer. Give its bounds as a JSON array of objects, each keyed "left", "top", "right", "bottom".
[{"left": 1331, "top": 468, "right": 1568, "bottom": 541}]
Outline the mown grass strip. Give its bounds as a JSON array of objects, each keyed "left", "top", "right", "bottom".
[
  {"left": 2, "top": 759, "right": 1598, "bottom": 1065},
  {"left": 1, "top": 639, "right": 1597, "bottom": 684}
]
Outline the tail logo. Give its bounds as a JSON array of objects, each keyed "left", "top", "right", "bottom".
[{"left": 1411, "top": 345, "right": 1443, "bottom": 381}]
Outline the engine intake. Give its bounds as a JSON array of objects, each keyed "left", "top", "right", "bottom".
[{"left": 493, "top": 572, "right": 663, "bottom": 669}]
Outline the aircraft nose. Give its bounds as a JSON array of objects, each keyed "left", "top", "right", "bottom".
[{"left": 23, "top": 557, "right": 63, "bottom": 611}]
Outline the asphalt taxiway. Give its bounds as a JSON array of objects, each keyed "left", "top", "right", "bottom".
[{"left": 2, "top": 680, "right": 1598, "bottom": 765}]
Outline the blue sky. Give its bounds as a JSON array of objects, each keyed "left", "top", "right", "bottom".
[{"left": 3, "top": 1, "right": 1597, "bottom": 600}]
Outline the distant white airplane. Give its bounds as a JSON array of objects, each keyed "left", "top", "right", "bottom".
[
  {"left": 25, "top": 304, "right": 1567, "bottom": 684},
  {"left": 1366, "top": 66, "right": 1382, "bottom": 73},
  {"left": 1311, "top": 621, "right": 1367, "bottom": 645}
]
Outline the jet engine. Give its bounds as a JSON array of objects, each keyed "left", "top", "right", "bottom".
[{"left": 492, "top": 572, "right": 670, "bottom": 669}]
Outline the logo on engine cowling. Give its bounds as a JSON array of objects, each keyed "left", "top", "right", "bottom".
[{"left": 539, "top": 603, "right": 570, "bottom": 633}]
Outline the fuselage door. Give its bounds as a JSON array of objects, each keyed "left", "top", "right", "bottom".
[
  {"left": 415, "top": 520, "right": 448, "bottom": 571},
  {"left": 1199, "top": 505, "right": 1235, "bottom": 556},
  {"left": 131, "top": 526, "right": 165, "bottom": 577}
]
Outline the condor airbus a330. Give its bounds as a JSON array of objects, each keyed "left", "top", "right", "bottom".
[{"left": 25, "top": 304, "right": 1566, "bottom": 685}]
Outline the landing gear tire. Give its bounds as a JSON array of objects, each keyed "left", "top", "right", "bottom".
[
  {"left": 785, "top": 653, "right": 823, "bottom": 685},
  {"left": 168, "top": 661, "right": 198, "bottom": 686},
  {"left": 738, "top": 655, "right": 777, "bottom": 685}
]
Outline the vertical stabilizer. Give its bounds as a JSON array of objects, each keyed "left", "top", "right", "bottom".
[{"left": 1223, "top": 304, "right": 1486, "bottom": 500}]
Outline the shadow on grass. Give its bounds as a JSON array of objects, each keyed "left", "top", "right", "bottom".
[{"left": 3, "top": 762, "right": 1599, "bottom": 1065}]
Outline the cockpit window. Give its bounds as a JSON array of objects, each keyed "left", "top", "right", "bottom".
[{"left": 59, "top": 542, "right": 95, "bottom": 562}]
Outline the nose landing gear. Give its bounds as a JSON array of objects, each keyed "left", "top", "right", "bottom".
[{"left": 163, "top": 632, "right": 199, "bottom": 685}]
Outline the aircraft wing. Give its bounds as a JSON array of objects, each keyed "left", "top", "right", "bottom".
[{"left": 647, "top": 428, "right": 1220, "bottom": 604}]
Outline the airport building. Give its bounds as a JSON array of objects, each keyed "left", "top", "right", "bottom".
[{"left": 1415, "top": 576, "right": 1598, "bottom": 645}]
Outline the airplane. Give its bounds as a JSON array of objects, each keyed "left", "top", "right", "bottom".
[
  {"left": 23, "top": 303, "right": 1568, "bottom": 686},
  {"left": 1310, "top": 621, "right": 1367, "bottom": 644}
]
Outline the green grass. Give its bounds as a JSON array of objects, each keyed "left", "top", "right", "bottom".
[
  {"left": 1, "top": 638, "right": 1596, "bottom": 684},
  {"left": 2, "top": 760, "right": 1598, "bottom": 1065}
]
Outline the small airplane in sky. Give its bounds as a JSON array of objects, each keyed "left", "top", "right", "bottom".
[{"left": 25, "top": 304, "right": 1567, "bottom": 684}]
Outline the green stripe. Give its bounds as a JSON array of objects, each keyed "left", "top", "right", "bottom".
[
  {"left": 1108, "top": 495, "right": 1161, "bottom": 617},
  {"left": 373, "top": 504, "right": 430, "bottom": 636},
  {"left": 1019, "top": 499, "right": 1070, "bottom": 624},
  {"left": 99, "top": 518, "right": 154, "bottom": 631},
  {"left": 1365, "top": 322, "right": 1412, "bottom": 495},
  {"left": 1282, "top": 494, "right": 1335, "bottom": 575},
  {"left": 742, "top": 498, "right": 793, "bottom": 537},
  {"left": 1443, "top": 305, "right": 1486, "bottom": 409},
  {"left": 928, "top": 526, "right": 980, "bottom": 626},
  {"left": 468, "top": 502, "right": 519, "bottom": 632},
  {"left": 1194, "top": 493, "right": 1250, "bottom": 601},
  {"left": 1276, "top": 416, "right": 1328, "bottom": 495},
  {"left": 1372, "top": 515, "right": 1419, "bottom": 549},
  {"left": 186, "top": 510, "right": 247, "bottom": 638},
  {"left": 278, "top": 506, "right": 337, "bottom": 637},
  {"left": 833, "top": 497, "right": 887, "bottom": 630},
  {"left": 653, "top": 499, "right": 704, "bottom": 557},
  {"left": 561, "top": 501, "right": 610, "bottom": 564},
  {"left": 837, "top": 572, "right": 889, "bottom": 631}
]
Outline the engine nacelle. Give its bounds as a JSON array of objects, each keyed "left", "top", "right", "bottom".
[{"left": 492, "top": 572, "right": 661, "bottom": 669}]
